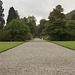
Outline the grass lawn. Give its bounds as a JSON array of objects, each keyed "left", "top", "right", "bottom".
[
  {"left": 0, "top": 42, "right": 24, "bottom": 53},
  {"left": 51, "top": 41, "right": 75, "bottom": 50}
]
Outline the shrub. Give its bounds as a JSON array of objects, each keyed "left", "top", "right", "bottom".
[
  {"left": 40, "top": 36, "right": 44, "bottom": 39},
  {"left": 0, "top": 30, "right": 12, "bottom": 41},
  {"left": 45, "top": 36, "right": 51, "bottom": 40},
  {"left": 5, "top": 19, "right": 32, "bottom": 41}
]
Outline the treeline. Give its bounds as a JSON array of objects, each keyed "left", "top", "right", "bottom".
[
  {"left": 0, "top": 0, "right": 75, "bottom": 41},
  {"left": 0, "top": 0, "right": 36, "bottom": 41},
  {"left": 66, "top": 10, "right": 75, "bottom": 20},
  {"left": 37, "top": 5, "right": 75, "bottom": 41}
]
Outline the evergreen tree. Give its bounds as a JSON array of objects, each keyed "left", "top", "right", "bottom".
[
  {"left": 0, "top": 0, "right": 5, "bottom": 30},
  {"left": 48, "top": 8, "right": 65, "bottom": 23},
  {"left": 7, "top": 7, "right": 19, "bottom": 24},
  {"left": 46, "top": 6, "right": 67, "bottom": 41}
]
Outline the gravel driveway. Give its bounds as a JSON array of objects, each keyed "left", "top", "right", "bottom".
[{"left": 0, "top": 38, "right": 75, "bottom": 75}]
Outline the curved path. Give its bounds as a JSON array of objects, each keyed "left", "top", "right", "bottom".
[{"left": 0, "top": 38, "right": 75, "bottom": 75}]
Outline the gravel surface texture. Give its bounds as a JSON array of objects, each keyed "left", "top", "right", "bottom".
[{"left": 0, "top": 38, "right": 75, "bottom": 75}]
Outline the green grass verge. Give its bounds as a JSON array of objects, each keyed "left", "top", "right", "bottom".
[
  {"left": 0, "top": 42, "right": 25, "bottom": 53},
  {"left": 46, "top": 40, "right": 75, "bottom": 50}
]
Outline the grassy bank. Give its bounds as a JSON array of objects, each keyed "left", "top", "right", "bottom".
[
  {"left": 0, "top": 42, "right": 24, "bottom": 53},
  {"left": 50, "top": 41, "right": 75, "bottom": 50}
]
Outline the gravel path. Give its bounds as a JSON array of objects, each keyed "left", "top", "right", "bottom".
[{"left": 0, "top": 38, "right": 75, "bottom": 75}]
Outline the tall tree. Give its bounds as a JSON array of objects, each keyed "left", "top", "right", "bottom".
[
  {"left": 7, "top": 7, "right": 19, "bottom": 24},
  {"left": 6, "top": 19, "right": 31, "bottom": 41},
  {"left": 21, "top": 16, "right": 37, "bottom": 37},
  {"left": 0, "top": 0, "right": 5, "bottom": 30},
  {"left": 46, "top": 6, "right": 67, "bottom": 41},
  {"left": 48, "top": 8, "right": 66, "bottom": 22},
  {"left": 38, "top": 19, "right": 47, "bottom": 36},
  {"left": 27, "top": 16, "right": 37, "bottom": 36}
]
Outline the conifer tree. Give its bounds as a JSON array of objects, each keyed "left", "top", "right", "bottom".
[
  {"left": 7, "top": 7, "right": 19, "bottom": 24},
  {"left": 0, "top": 0, "right": 5, "bottom": 30}
]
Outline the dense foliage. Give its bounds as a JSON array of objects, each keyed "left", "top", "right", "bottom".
[
  {"left": 22, "top": 16, "right": 37, "bottom": 37},
  {"left": 0, "top": 2, "right": 36, "bottom": 41},
  {"left": 38, "top": 5, "right": 75, "bottom": 41},
  {"left": 0, "top": 19, "right": 32, "bottom": 41},
  {"left": 46, "top": 20, "right": 68, "bottom": 41},
  {"left": 0, "top": 2, "right": 75, "bottom": 41},
  {"left": 0, "top": 0, "right": 5, "bottom": 30},
  {"left": 66, "top": 20, "right": 75, "bottom": 40},
  {"left": 37, "top": 19, "right": 47, "bottom": 37}
]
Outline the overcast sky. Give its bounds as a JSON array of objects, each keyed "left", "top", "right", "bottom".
[{"left": 2, "top": 0, "right": 75, "bottom": 24}]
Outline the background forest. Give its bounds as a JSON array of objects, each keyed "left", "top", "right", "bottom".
[{"left": 0, "top": 0, "right": 75, "bottom": 41}]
